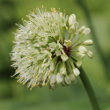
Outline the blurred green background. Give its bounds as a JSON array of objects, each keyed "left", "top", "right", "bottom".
[{"left": 0, "top": 0, "right": 110, "bottom": 110}]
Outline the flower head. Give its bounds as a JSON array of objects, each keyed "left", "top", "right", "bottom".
[{"left": 11, "top": 8, "right": 93, "bottom": 89}]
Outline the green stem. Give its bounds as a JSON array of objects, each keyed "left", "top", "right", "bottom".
[
  {"left": 79, "top": 67, "right": 101, "bottom": 110},
  {"left": 75, "top": 0, "right": 110, "bottom": 79}
]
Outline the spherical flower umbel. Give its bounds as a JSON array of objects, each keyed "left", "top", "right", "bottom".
[{"left": 11, "top": 8, "right": 93, "bottom": 89}]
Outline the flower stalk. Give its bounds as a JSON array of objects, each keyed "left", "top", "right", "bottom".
[{"left": 79, "top": 67, "right": 101, "bottom": 110}]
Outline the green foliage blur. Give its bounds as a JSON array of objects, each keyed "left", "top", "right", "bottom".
[{"left": 0, "top": 0, "right": 110, "bottom": 110}]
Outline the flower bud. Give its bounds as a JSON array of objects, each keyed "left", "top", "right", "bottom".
[
  {"left": 79, "top": 26, "right": 86, "bottom": 33},
  {"left": 68, "top": 14, "right": 76, "bottom": 26},
  {"left": 83, "top": 40, "right": 93, "bottom": 45},
  {"left": 56, "top": 73, "right": 63, "bottom": 83},
  {"left": 69, "top": 73, "right": 75, "bottom": 81},
  {"left": 64, "top": 40, "right": 72, "bottom": 48},
  {"left": 76, "top": 52, "right": 85, "bottom": 59},
  {"left": 82, "top": 28, "right": 91, "bottom": 35},
  {"left": 78, "top": 46, "right": 87, "bottom": 54},
  {"left": 55, "top": 50, "right": 61, "bottom": 56},
  {"left": 50, "top": 74, "right": 56, "bottom": 84},
  {"left": 65, "top": 76, "right": 71, "bottom": 84},
  {"left": 73, "top": 68, "right": 80, "bottom": 76},
  {"left": 49, "top": 42, "right": 57, "bottom": 52},
  {"left": 76, "top": 60, "right": 82, "bottom": 67},
  {"left": 60, "top": 62, "right": 66, "bottom": 75},
  {"left": 87, "top": 51, "right": 93, "bottom": 58},
  {"left": 61, "top": 54, "right": 68, "bottom": 61},
  {"left": 79, "top": 26, "right": 90, "bottom": 35}
]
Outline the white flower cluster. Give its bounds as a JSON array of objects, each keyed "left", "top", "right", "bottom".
[{"left": 11, "top": 8, "right": 93, "bottom": 89}]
